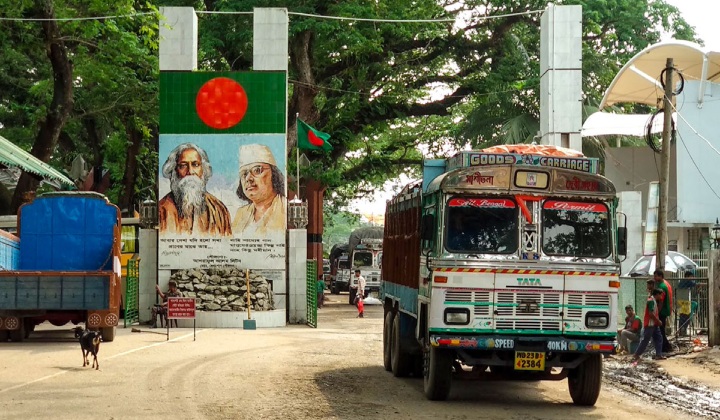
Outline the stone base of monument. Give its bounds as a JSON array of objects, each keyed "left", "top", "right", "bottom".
[{"left": 175, "top": 309, "right": 285, "bottom": 328}]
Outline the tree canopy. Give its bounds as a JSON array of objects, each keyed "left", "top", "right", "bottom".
[{"left": 0, "top": 0, "right": 699, "bottom": 214}]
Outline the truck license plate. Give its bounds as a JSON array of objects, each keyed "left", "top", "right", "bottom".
[{"left": 514, "top": 351, "right": 545, "bottom": 371}]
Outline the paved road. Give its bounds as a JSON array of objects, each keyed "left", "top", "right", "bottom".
[{"left": 0, "top": 295, "right": 691, "bottom": 419}]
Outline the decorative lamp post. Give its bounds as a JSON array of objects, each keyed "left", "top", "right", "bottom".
[
  {"left": 139, "top": 199, "right": 158, "bottom": 229},
  {"left": 288, "top": 198, "right": 308, "bottom": 229},
  {"left": 712, "top": 218, "right": 720, "bottom": 249}
]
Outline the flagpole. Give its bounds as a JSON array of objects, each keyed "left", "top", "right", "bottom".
[{"left": 296, "top": 114, "right": 300, "bottom": 199}]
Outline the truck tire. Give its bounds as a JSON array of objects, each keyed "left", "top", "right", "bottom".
[
  {"left": 349, "top": 288, "right": 357, "bottom": 305},
  {"left": 391, "top": 314, "right": 412, "bottom": 377},
  {"left": 23, "top": 318, "right": 35, "bottom": 339},
  {"left": 383, "top": 310, "right": 395, "bottom": 371},
  {"left": 101, "top": 326, "right": 116, "bottom": 342},
  {"left": 423, "top": 346, "right": 453, "bottom": 400},
  {"left": 9, "top": 323, "right": 25, "bottom": 343},
  {"left": 568, "top": 354, "right": 602, "bottom": 406}
]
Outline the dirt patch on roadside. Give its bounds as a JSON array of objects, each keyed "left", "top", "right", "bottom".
[{"left": 604, "top": 358, "right": 720, "bottom": 418}]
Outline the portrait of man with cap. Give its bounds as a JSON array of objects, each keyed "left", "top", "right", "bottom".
[
  {"left": 233, "top": 143, "right": 287, "bottom": 235},
  {"left": 158, "top": 142, "right": 232, "bottom": 236}
]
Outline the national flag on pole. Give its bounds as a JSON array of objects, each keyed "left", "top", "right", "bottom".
[{"left": 297, "top": 119, "right": 332, "bottom": 152}]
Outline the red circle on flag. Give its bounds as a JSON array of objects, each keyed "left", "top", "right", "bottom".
[
  {"left": 308, "top": 130, "right": 324, "bottom": 147},
  {"left": 195, "top": 77, "right": 248, "bottom": 129}
]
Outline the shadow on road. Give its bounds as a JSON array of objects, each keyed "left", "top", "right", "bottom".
[{"left": 314, "top": 365, "right": 604, "bottom": 419}]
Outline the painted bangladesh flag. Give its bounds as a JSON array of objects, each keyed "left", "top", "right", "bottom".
[{"left": 160, "top": 72, "right": 286, "bottom": 134}]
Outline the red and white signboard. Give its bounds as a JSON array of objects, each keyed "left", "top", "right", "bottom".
[
  {"left": 543, "top": 201, "right": 607, "bottom": 213},
  {"left": 167, "top": 297, "right": 196, "bottom": 319},
  {"left": 448, "top": 198, "right": 515, "bottom": 208}
]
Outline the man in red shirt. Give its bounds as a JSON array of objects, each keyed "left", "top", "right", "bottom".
[
  {"left": 617, "top": 304, "right": 642, "bottom": 354},
  {"left": 632, "top": 280, "right": 665, "bottom": 363}
]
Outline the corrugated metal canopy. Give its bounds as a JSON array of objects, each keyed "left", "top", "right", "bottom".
[
  {"left": 600, "top": 40, "right": 720, "bottom": 109},
  {"left": 0, "top": 135, "right": 74, "bottom": 186}
]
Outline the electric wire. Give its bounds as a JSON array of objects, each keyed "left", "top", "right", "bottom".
[{"left": 0, "top": 12, "right": 155, "bottom": 21}]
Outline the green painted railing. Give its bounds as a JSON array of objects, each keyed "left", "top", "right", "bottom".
[
  {"left": 307, "top": 260, "right": 317, "bottom": 328},
  {"left": 124, "top": 258, "right": 140, "bottom": 327}
]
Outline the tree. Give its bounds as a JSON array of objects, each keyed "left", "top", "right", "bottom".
[{"left": 0, "top": 0, "right": 159, "bottom": 213}]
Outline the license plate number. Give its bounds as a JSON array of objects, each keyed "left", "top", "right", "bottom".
[{"left": 514, "top": 351, "right": 545, "bottom": 371}]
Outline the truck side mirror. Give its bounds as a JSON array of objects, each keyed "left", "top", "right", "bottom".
[
  {"left": 617, "top": 227, "right": 627, "bottom": 257},
  {"left": 420, "top": 214, "right": 435, "bottom": 241}
]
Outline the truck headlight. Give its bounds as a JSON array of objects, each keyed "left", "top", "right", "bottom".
[
  {"left": 444, "top": 308, "right": 470, "bottom": 325},
  {"left": 585, "top": 312, "right": 609, "bottom": 328}
]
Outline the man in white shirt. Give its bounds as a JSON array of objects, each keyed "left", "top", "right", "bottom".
[{"left": 355, "top": 269, "right": 366, "bottom": 299}]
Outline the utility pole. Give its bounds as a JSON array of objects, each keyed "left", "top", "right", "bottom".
[{"left": 656, "top": 58, "right": 673, "bottom": 271}]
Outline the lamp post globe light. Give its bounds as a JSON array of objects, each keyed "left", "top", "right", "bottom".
[{"left": 712, "top": 218, "right": 720, "bottom": 249}]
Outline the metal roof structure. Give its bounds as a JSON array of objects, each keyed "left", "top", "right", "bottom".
[
  {"left": 0, "top": 134, "right": 74, "bottom": 186},
  {"left": 600, "top": 40, "right": 720, "bottom": 109}
]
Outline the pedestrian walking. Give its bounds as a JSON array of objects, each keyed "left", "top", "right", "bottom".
[
  {"left": 632, "top": 280, "right": 666, "bottom": 364},
  {"left": 317, "top": 274, "right": 325, "bottom": 309},
  {"left": 354, "top": 269, "right": 365, "bottom": 318},
  {"left": 653, "top": 269, "right": 674, "bottom": 354}
]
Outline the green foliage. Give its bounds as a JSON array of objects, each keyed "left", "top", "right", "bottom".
[{"left": 0, "top": 0, "right": 699, "bottom": 212}]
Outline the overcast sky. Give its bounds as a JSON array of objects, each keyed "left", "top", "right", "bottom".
[{"left": 664, "top": 0, "right": 719, "bottom": 50}]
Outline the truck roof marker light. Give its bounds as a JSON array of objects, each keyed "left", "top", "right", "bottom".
[
  {"left": 609, "top": 280, "right": 621, "bottom": 288},
  {"left": 435, "top": 276, "right": 448, "bottom": 283}
]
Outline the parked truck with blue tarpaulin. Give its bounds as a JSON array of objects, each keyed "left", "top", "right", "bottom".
[
  {"left": 0, "top": 192, "right": 122, "bottom": 342},
  {"left": 381, "top": 144, "right": 627, "bottom": 405}
]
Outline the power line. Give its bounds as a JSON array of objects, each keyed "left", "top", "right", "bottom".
[
  {"left": 289, "top": 78, "right": 521, "bottom": 98},
  {"left": 0, "top": 12, "right": 155, "bottom": 22},
  {"left": 0, "top": 9, "right": 542, "bottom": 23},
  {"left": 287, "top": 10, "right": 543, "bottom": 23},
  {"left": 676, "top": 131, "right": 720, "bottom": 200},
  {"left": 669, "top": 100, "right": 720, "bottom": 159}
]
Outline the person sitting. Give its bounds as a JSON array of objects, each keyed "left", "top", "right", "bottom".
[
  {"left": 617, "top": 304, "right": 642, "bottom": 354},
  {"left": 151, "top": 281, "right": 183, "bottom": 328}
]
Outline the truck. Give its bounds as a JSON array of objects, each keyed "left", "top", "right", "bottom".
[
  {"left": 347, "top": 226, "right": 383, "bottom": 304},
  {"left": 381, "top": 144, "right": 627, "bottom": 405},
  {"left": 0, "top": 192, "right": 122, "bottom": 342},
  {"left": 328, "top": 243, "right": 350, "bottom": 294}
]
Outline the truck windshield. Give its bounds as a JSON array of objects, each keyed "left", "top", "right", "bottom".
[
  {"left": 353, "top": 251, "right": 373, "bottom": 267},
  {"left": 339, "top": 257, "right": 350, "bottom": 269},
  {"left": 445, "top": 197, "right": 518, "bottom": 254},
  {"left": 542, "top": 200, "right": 610, "bottom": 258}
]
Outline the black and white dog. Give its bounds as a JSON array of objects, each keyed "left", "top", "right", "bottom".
[{"left": 73, "top": 327, "right": 101, "bottom": 370}]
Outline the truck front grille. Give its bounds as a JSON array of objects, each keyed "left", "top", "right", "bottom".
[
  {"left": 496, "top": 292, "right": 561, "bottom": 317},
  {"left": 565, "top": 293, "right": 610, "bottom": 319}
]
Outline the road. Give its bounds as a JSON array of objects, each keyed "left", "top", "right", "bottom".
[{"left": 0, "top": 295, "right": 693, "bottom": 419}]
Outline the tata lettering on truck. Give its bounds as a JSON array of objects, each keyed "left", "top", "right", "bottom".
[{"left": 381, "top": 145, "right": 627, "bottom": 405}]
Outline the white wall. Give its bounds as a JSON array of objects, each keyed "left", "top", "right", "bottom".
[{"left": 675, "top": 80, "right": 720, "bottom": 223}]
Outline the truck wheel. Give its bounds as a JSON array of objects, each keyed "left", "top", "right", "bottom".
[
  {"left": 9, "top": 323, "right": 25, "bottom": 343},
  {"left": 568, "top": 354, "right": 602, "bottom": 406},
  {"left": 349, "top": 288, "right": 357, "bottom": 305},
  {"left": 101, "top": 326, "right": 116, "bottom": 342},
  {"left": 391, "top": 314, "right": 412, "bottom": 377},
  {"left": 23, "top": 319, "right": 35, "bottom": 339},
  {"left": 383, "top": 310, "right": 395, "bottom": 371},
  {"left": 423, "top": 346, "right": 453, "bottom": 400}
]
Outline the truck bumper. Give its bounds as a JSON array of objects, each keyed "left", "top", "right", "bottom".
[{"left": 430, "top": 334, "right": 615, "bottom": 370}]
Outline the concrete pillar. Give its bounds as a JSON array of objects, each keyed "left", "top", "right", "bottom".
[
  {"left": 709, "top": 249, "right": 720, "bottom": 346},
  {"left": 138, "top": 229, "right": 158, "bottom": 323},
  {"left": 253, "top": 8, "right": 288, "bottom": 71},
  {"left": 539, "top": 4, "right": 582, "bottom": 152},
  {"left": 159, "top": 7, "right": 198, "bottom": 71},
  {"left": 288, "top": 229, "right": 308, "bottom": 324},
  {"left": 306, "top": 179, "right": 325, "bottom": 277}
]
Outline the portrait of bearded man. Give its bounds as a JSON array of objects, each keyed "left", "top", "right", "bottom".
[{"left": 158, "top": 143, "right": 232, "bottom": 236}]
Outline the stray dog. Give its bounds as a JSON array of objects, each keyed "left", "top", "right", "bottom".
[{"left": 73, "top": 327, "right": 101, "bottom": 370}]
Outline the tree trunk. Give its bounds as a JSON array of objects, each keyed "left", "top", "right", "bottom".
[
  {"left": 11, "top": 0, "right": 73, "bottom": 212},
  {"left": 117, "top": 119, "right": 143, "bottom": 215},
  {"left": 288, "top": 30, "right": 319, "bottom": 150}
]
